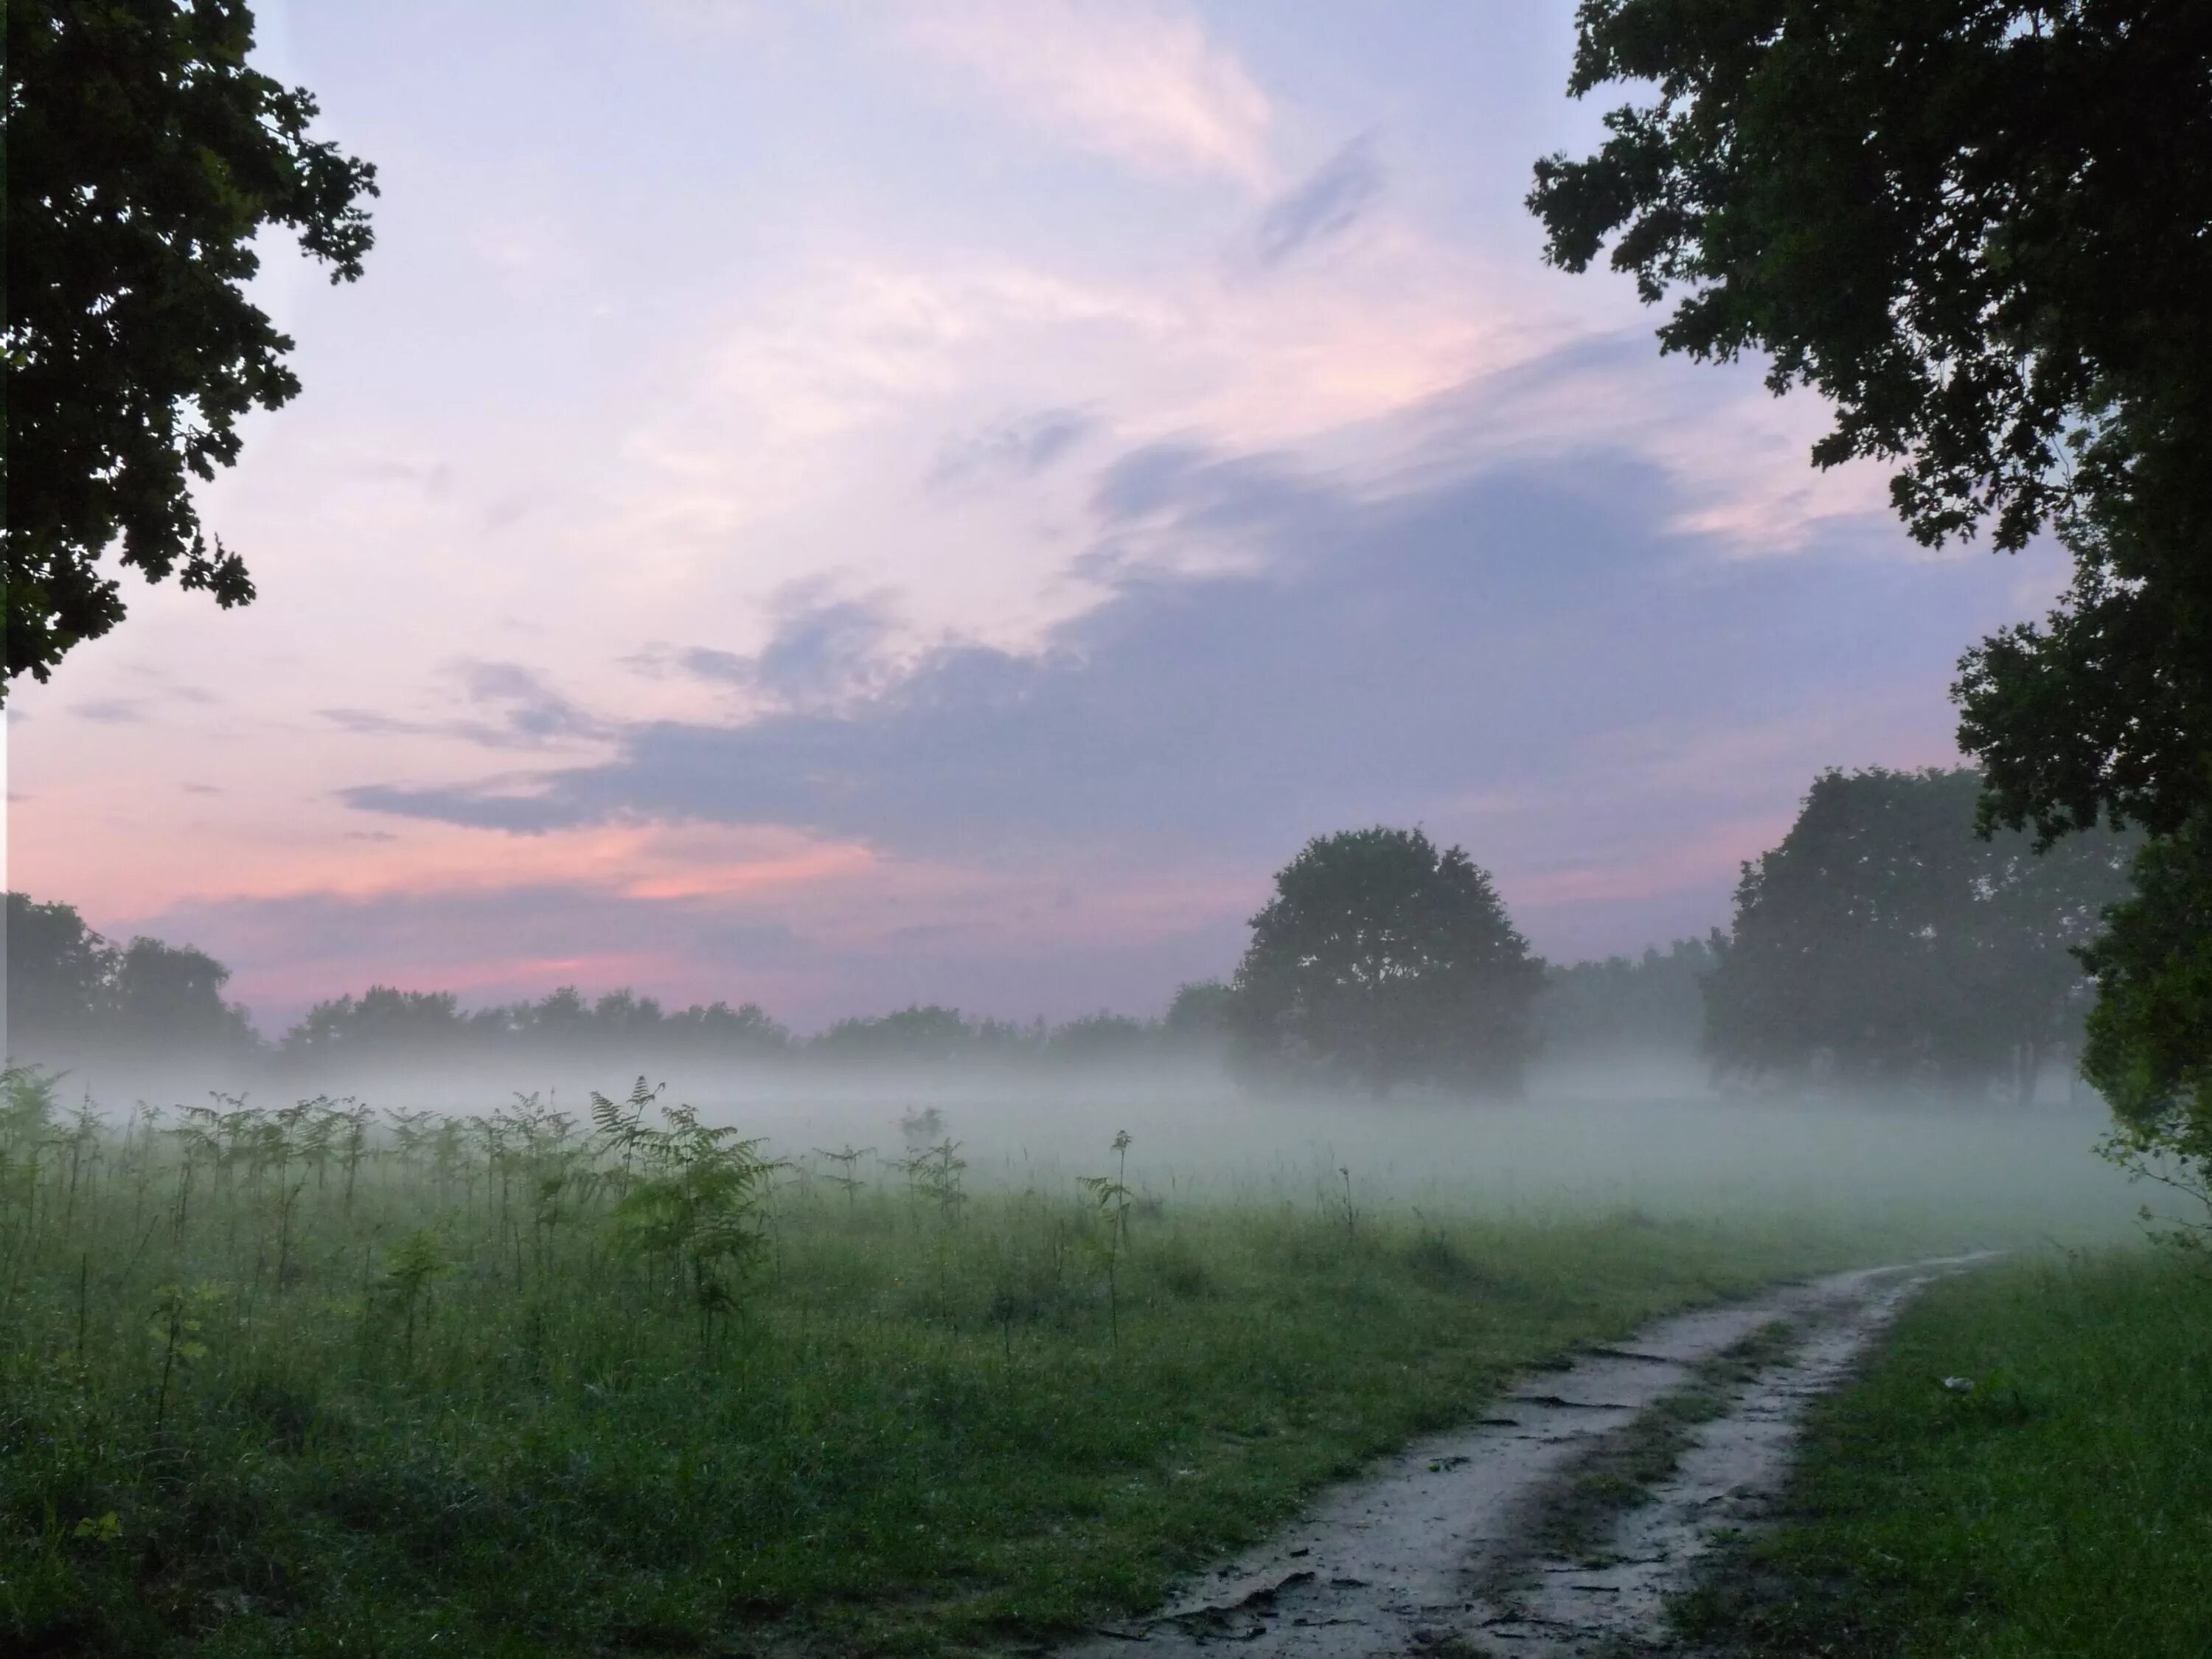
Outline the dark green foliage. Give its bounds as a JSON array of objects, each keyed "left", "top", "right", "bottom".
[
  {"left": 4, "top": 894, "right": 1228, "bottom": 1080},
  {"left": 1703, "top": 769, "right": 2134, "bottom": 1097},
  {"left": 280, "top": 983, "right": 794, "bottom": 1069},
  {"left": 1045, "top": 1012, "right": 1153, "bottom": 1065},
  {"left": 1955, "top": 521, "right": 2212, "bottom": 849},
  {"left": 1163, "top": 978, "right": 1234, "bottom": 1048},
  {"left": 1227, "top": 827, "right": 1544, "bottom": 1096},
  {"left": 815, "top": 1004, "right": 970, "bottom": 1061},
  {"left": 107, "top": 939, "right": 256, "bottom": 1054},
  {"left": 1534, "top": 936, "right": 1717, "bottom": 1057},
  {"left": 260, "top": 973, "right": 1217, "bottom": 1079},
  {"left": 279, "top": 986, "right": 470, "bottom": 1061},
  {"left": 2082, "top": 813, "right": 2212, "bottom": 1239},
  {"left": 1, "top": 894, "right": 114, "bottom": 1050},
  {"left": 813, "top": 1004, "right": 1017, "bottom": 1065},
  {"left": 1528, "top": 1, "right": 2211, "bottom": 1173},
  {"left": 1675, "top": 1253, "right": 2212, "bottom": 1658},
  {"left": 3, "top": 893, "right": 255, "bottom": 1062},
  {"left": 1528, "top": 1, "right": 2211, "bottom": 563},
  {"left": 4, "top": 0, "right": 377, "bottom": 689},
  {"left": 592, "top": 1081, "right": 779, "bottom": 1338},
  {"left": 2083, "top": 815, "right": 2212, "bottom": 1124},
  {"left": 0, "top": 1073, "right": 1896, "bottom": 1656}
]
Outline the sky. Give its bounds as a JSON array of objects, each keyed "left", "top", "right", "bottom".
[{"left": 4, "top": 0, "right": 2070, "bottom": 1035}]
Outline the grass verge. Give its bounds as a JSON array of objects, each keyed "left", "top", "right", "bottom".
[
  {"left": 1673, "top": 1248, "right": 2212, "bottom": 1658},
  {"left": 0, "top": 1081, "right": 1943, "bottom": 1658}
]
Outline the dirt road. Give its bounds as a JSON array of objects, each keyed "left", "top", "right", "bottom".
[{"left": 1062, "top": 1254, "right": 1989, "bottom": 1658}]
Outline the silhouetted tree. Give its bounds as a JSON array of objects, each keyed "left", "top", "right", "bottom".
[
  {"left": 1528, "top": 1, "right": 2211, "bottom": 1147},
  {"left": 589, "top": 990, "right": 666, "bottom": 1039},
  {"left": 1163, "top": 978, "right": 1233, "bottom": 1054},
  {"left": 3, "top": 892, "right": 114, "bottom": 1052},
  {"left": 283, "top": 987, "right": 468, "bottom": 1062},
  {"left": 514, "top": 987, "right": 593, "bottom": 1048},
  {"left": 5, "top": 0, "right": 378, "bottom": 689},
  {"left": 1044, "top": 1013, "right": 1152, "bottom": 1067},
  {"left": 1227, "top": 827, "right": 1543, "bottom": 1096},
  {"left": 1703, "top": 769, "right": 2135, "bottom": 1099},
  {"left": 811, "top": 1006, "right": 976, "bottom": 1066},
  {"left": 108, "top": 936, "right": 254, "bottom": 1055},
  {"left": 2080, "top": 827, "right": 2212, "bottom": 1174},
  {"left": 3, "top": 894, "right": 253, "bottom": 1059},
  {"left": 1536, "top": 937, "right": 1717, "bottom": 1058},
  {"left": 662, "top": 1001, "right": 790, "bottom": 1055}
]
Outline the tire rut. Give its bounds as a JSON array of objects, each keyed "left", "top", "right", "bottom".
[{"left": 1062, "top": 1253, "right": 1992, "bottom": 1658}]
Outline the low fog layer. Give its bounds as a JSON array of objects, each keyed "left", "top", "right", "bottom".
[
  {"left": 21, "top": 1057, "right": 2148, "bottom": 1251},
  {"left": 4, "top": 767, "right": 2153, "bottom": 1244}
]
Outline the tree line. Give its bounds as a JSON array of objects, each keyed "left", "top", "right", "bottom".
[
  {"left": 1212, "top": 771, "right": 2130, "bottom": 1102},
  {"left": 0, "top": 905, "right": 1236, "bottom": 1079},
  {"left": 1528, "top": 2, "right": 2208, "bottom": 1206},
  {"left": 3, "top": 768, "right": 2136, "bottom": 1102}
]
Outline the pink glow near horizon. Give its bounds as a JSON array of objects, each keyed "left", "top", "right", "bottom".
[{"left": 7, "top": 2, "right": 2045, "bottom": 1030}]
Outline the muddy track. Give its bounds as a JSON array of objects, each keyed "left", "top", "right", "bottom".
[{"left": 1061, "top": 1253, "right": 1992, "bottom": 1658}]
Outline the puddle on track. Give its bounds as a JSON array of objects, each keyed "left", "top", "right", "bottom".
[{"left": 1061, "top": 1254, "right": 1991, "bottom": 1658}]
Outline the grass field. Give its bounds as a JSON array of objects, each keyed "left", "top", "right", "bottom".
[
  {"left": 1674, "top": 1248, "right": 2212, "bottom": 1659},
  {"left": 0, "top": 1066, "right": 2134, "bottom": 1657}
]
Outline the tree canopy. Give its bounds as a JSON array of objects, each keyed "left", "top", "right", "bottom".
[
  {"left": 1528, "top": 1, "right": 2208, "bottom": 566},
  {"left": 2079, "top": 827, "right": 2212, "bottom": 1173},
  {"left": 2, "top": 892, "right": 254, "bottom": 1059},
  {"left": 1530, "top": 1, "right": 2211, "bottom": 1147},
  {"left": 1536, "top": 936, "right": 1717, "bottom": 1059},
  {"left": 4, "top": 0, "right": 377, "bottom": 691},
  {"left": 1226, "top": 827, "right": 1543, "bottom": 1096},
  {"left": 282, "top": 986, "right": 795, "bottom": 1068},
  {"left": 1703, "top": 768, "right": 2135, "bottom": 1099},
  {"left": 1527, "top": 1, "right": 2211, "bottom": 837}
]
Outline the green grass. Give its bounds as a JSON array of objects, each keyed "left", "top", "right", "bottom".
[
  {"left": 0, "top": 1078, "right": 1953, "bottom": 1658},
  {"left": 1674, "top": 1249, "right": 2212, "bottom": 1659}
]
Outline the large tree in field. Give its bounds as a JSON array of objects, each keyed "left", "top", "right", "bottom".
[
  {"left": 1703, "top": 769, "right": 2135, "bottom": 1099},
  {"left": 4, "top": 0, "right": 376, "bottom": 692},
  {"left": 1227, "top": 827, "right": 1544, "bottom": 1096},
  {"left": 1528, "top": 5, "right": 2211, "bottom": 1155}
]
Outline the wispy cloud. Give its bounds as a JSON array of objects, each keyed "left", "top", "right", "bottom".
[
  {"left": 899, "top": 0, "right": 1273, "bottom": 184},
  {"left": 928, "top": 407, "right": 1098, "bottom": 490},
  {"left": 1252, "top": 136, "right": 1385, "bottom": 267},
  {"left": 320, "top": 661, "right": 608, "bottom": 751},
  {"left": 635, "top": 586, "right": 902, "bottom": 714}
]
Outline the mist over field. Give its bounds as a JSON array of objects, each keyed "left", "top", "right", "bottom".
[
  {"left": 5, "top": 1040, "right": 2144, "bottom": 1245},
  {"left": 11, "top": 3, "right": 2208, "bottom": 1654},
  {"left": 4, "top": 765, "right": 2155, "bottom": 1247},
  {"left": 307, "top": 1077, "right": 2153, "bottom": 1239}
]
